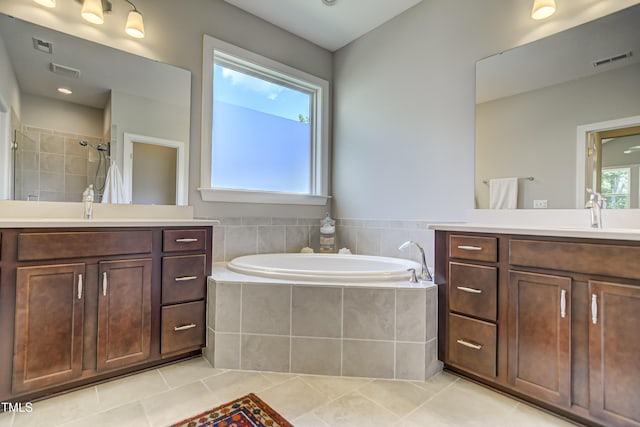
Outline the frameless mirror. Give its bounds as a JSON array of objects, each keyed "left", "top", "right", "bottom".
[
  {"left": 475, "top": 4, "right": 640, "bottom": 209},
  {"left": 0, "top": 14, "right": 191, "bottom": 205}
]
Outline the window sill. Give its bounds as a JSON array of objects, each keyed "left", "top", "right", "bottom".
[{"left": 198, "top": 188, "right": 329, "bottom": 206}]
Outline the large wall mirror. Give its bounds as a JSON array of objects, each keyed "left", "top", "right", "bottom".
[
  {"left": 475, "top": 4, "right": 640, "bottom": 209},
  {"left": 0, "top": 14, "right": 191, "bottom": 205}
]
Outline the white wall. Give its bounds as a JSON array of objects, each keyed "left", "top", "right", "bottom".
[
  {"left": 21, "top": 93, "right": 103, "bottom": 136},
  {"left": 332, "top": 0, "right": 640, "bottom": 221},
  {"left": 0, "top": 31, "right": 20, "bottom": 199},
  {"left": 476, "top": 63, "right": 640, "bottom": 209},
  {"left": 0, "top": 0, "right": 332, "bottom": 218}
]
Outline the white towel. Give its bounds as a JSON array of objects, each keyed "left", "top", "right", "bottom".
[
  {"left": 101, "top": 160, "right": 128, "bottom": 204},
  {"left": 489, "top": 177, "right": 518, "bottom": 209}
]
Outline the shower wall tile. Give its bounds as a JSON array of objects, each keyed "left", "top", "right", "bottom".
[
  {"left": 65, "top": 175, "right": 88, "bottom": 195},
  {"left": 40, "top": 134, "right": 65, "bottom": 154},
  {"left": 40, "top": 172, "right": 64, "bottom": 192},
  {"left": 65, "top": 155, "right": 88, "bottom": 175},
  {"left": 65, "top": 192, "right": 83, "bottom": 203},
  {"left": 40, "top": 153, "right": 65, "bottom": 173},
  {"left": 39, "top": 191, "right": 65, "bottom": 202},
  {"left": 21, "top": 151, "right": 39, "bottom": 170}
]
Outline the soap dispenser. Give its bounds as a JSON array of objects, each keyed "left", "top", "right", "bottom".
[
  {"left": 83, "top": 184, "right": 95, "bottom": 220},
  {"left": 319, "top": 213, "right": 336, "bottom": 253}
]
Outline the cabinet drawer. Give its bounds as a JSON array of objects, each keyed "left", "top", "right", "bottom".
[
  {"left": 448, "top": 313, "right": 496, "bottom": 378},
  {"left": 162, "top": 255, "right": 206, "bottom": 304},
  {"left": 510, "top": 239, "right": 640, "bottom": 280},
  {"left": 163, "top": 229, "right": 207, "bottom": 252},
  {"left": 18, "top": 231, "right": 152, "bottom": 261},
  {"left": 449, "top": 235, "right": 497, "bottom": 262},
  {"left": 449, "top": 262, "right": 497, "bottom": 321},
  {"left": 161, "top": 301, "right": 205, "bottom": 354}
]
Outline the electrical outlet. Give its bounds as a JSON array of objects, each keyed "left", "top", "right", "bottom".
[{"left": 533, "top": 199, "right": 548, "bottom": 209}]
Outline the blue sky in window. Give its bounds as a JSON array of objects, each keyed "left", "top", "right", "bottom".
[{"left": 214, "top": 64, "right": 311, "bottom": 121}]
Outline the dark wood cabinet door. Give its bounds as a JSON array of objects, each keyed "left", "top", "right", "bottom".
[
  {"left": 589, "top": 280, "right": 640, "bottom": 427},
  {"left": 97, "top": 258, "right": 152, "bottom": 371},
  {"left": 508, "top": 271, "right": 572, "bottom": 407},
  {"left": 13, "top": 263, "right": 85, "bottom": 393}
]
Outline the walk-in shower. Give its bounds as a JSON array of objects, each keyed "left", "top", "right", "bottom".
[{"left": 79, "top": 140, "right": 110, "bottom": 198}]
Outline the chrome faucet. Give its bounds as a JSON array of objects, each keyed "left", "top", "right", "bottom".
[
  {"left": 399, "top": 240, "right": 433, "bottom": 282},
  {"left": 585, "top": 188, "right": 605, "bottom": 229}
]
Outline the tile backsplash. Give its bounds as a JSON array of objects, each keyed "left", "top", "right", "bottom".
[{"left": 212, "top": 217, "right": 435, "bottom": 266}]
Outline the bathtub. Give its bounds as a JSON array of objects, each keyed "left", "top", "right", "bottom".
[
  {"left": 207, "top": 252, "right": 442, "bottom": 381},
  {"left": 226, "top": 253, "right": 424, "bottom": 283}
]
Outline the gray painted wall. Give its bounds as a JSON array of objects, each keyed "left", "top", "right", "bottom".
[
  {"left": 332, "top": 0, "right": 639, "bottom": 221},
  {"left": 475, "top": 63, "right": 640, "bottom": 209}
]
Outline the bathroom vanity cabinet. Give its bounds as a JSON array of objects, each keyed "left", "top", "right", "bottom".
[
  {"left": 435, "top": 230, "right": 640, "bottom": 427},
  {"left": 0, "top": 225, "right": 212, "bottom": 403}
]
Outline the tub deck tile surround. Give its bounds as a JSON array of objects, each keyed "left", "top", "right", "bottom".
[{"left": 207, "top": 276, "right": 440, "bottom": 381}]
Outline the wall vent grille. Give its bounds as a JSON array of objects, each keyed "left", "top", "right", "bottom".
[
  {"left": 32, "top": 37, "right": 53, "bottom": 54},
  {"left": 592, "top": 51, "right": 633, "bottom": 67},
  {"left": 49, "top": 63, "right": 81, "bottom": 79}
]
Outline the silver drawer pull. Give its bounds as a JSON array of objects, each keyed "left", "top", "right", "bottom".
[
  {"left": 457, "top": 245, "right": 482, "bottom": 251},
  {"left": 103, "top": 272, "right": 108, "bottom": 296},
  {"left": 77, "top": 274, "right": 83, "bottom": 300},
  {"left": 591, "top": 294, "right": 598, "bottom": 325},
  {"left": 175, "top": 238, "right": 198, "bottom": 243},
  {"left": 456, "top": 339, "right": 483, "bottom": 350},
  {"left": 560, "top": 289, "right": 567, "bottom": 318},
  {"left": 175, "top": 276, "right": 198, "bottom": 282},
  {"left": 174, "top": 324, "right": 197, "bottom": 331},
  {"left": 457, "top": 286, "right": 482, "bottom": 294}
]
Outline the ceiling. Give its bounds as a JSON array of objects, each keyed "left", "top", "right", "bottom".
[
  {"left": 223, "top": 0, "right": 424, "bottom": 52},
  {"left": 0, "top": 14, "right": 190, "bottom": 110}
]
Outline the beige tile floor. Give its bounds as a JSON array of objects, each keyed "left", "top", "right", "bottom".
[{"left": 0, "top": 357, "right": 577, "bottom": 427}]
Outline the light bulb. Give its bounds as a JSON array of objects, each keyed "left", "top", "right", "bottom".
[
  {"left": 34, "top": 0, "right": 56, "bottom": 8},
  {"left": 125, "top": 10, "right": 145, "bottom": 38},
  {"left": 532, "top": 0, "right": 556, "bottom": 20},
  {"left": 81, "top": 0, "right": 104, "bottom": 24}
]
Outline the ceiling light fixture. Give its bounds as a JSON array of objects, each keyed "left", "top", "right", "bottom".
[
  {"left": 81, "top": 0, "right": 106, "bottom": 24},
  {"left": 41, "top": 0, "right": 146, "bottom": 38},
  {"left": 531, "top": 0, "right": 556, "bottom": 20},
  {"left": 322, "top": 0, "right": 337, "bottom": 6},
  {"left": 57, "top": 87, "right": 73, "bottom": 95},
  {"left": 124, "top": 0, "right": 145, "bottom": 38},
  {"left": 34, "top": 0, "right": 56, "bottom": 8}
]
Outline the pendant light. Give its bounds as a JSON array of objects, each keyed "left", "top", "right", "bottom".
[
  {"left": 125, "top": 0, "right": 145, "bottom": 38},
  {"left": 34, "top": 0, "right": 56, "bottom": 8},
  {"left": 531, "top": 0, "right": 556, "bottom": 20},
  {"left": 81, "top": 0, "right": 105, "bottom": 24}
]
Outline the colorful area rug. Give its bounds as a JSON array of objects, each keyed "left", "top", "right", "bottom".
[{"left": 169, "top": 393, "right": 293, "bottom": 427}]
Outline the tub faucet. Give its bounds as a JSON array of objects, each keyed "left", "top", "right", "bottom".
[
  {"left": 399, "top": 240, "right": 433, "bottom": 282},
  {"left": 585, "top": 188, "right": 605, "bottom": 229}
]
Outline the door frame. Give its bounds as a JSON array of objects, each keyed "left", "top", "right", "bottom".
[{"left": 123, "top": 132, "right": 187, "bottom": 205}]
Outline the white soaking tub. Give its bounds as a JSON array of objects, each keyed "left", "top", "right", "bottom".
[
  {"left": 227, "top": 253, "right": 423, "bottom": 283},
  {"left": 207, "top": 252, "right": 441, "bottom": 382}
]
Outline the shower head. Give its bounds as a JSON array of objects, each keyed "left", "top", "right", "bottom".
[
  {"left": 79, "top": 140, "right": 88, "bottom": 147},
  {"left": 79, "top": 140, "right": 110, "bottom": 154}
]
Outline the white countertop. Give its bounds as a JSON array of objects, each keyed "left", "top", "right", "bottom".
[
  {"left": 429, "top": 223, "right": 640, "bottom": 241},
  {"left": 0, "top": 218, "right": 219, "bottom": 228}
]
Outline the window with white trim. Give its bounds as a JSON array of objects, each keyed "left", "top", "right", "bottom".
[{"left": 200, "top": 35, "right": 329, "bottom": 205}]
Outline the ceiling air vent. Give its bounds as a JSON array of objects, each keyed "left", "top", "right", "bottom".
[
  {"left": 32, "top": 37, "right": 53, "bottom": 54},
  {"left": 49, "top": 62, "right": 81, "bottom": 79},
  {"left": 593, "top": 51, "right": 633, "bottom": 67}
]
